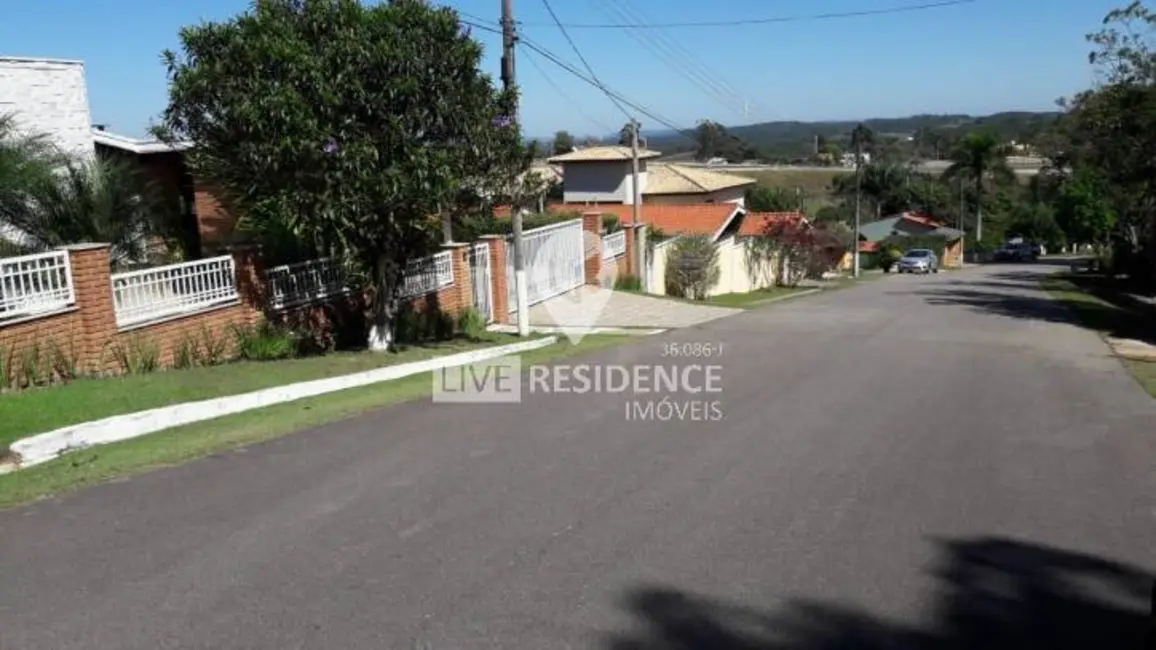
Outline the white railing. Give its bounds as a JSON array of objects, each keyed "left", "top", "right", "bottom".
[
  {"left": 265, "top": 258, "right": 346, "bottom": 310},
  {"left": 602, "top": 230, "right": 627, "bottom": 260},
  {"left": 0, "top": 250, "right": 75, "bottom": 322},
  {"left": 112, "top": 255, "right": 238, "bottom": 328},
  {"left": 507, "top": 218, "right": 585, "bottom": 311},
  {"left": 401, "top": 251, "right": 454, "bottom": 298}
]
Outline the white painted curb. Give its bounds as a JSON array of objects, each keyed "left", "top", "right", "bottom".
[
  {"left": 9, "top": 336, "right": 558, "bottom": 469},
  {"left": 489, "top": 324, "right": 665, "bottom": 337}
]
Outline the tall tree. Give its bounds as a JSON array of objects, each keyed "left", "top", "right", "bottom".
[
  {"left": 943, "top": 131, "right": 1014, "bottom": 242},
  {"left": 618, "top": 122, "right": 635, "bottom": 146},
  {"left": 0, "top": 114, "right": 60, "bottom": 249},
  {"left": 552, "top": 130, "right": 575, "bottom": 155},
  {"left": 160, "top": 0, "right": 523, "bottom": 350}
]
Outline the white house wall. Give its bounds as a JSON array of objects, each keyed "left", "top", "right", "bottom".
[
  {"left": 562, "top": 161, "right": 648, "bottom": 205},
  {"left": 0, "top": 57, "right": 94, "bottom": 160}
]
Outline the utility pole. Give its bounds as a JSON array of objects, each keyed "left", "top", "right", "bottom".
[
  {"left": 501, "top": 0, "right": 529, "bottom": 336},
  {"left": 853, "top": 125, "right": 863, "bottom": 278},
  {"left": 630, "top": 118, "right": 641, "bottom": 237}
]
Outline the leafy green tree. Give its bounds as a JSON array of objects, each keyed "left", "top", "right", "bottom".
[
  {"left": 745, "top": 186, "right": 796, "bottom": 212},
  {"left": 618, "top": 122, "right": 638, "bottom": 146},
  {"left": 159, "top": 0, "right": 522, "bottom": 350},
  {"left": 943, "top": 131, "right": 1014, "bottom": 242},
  {"left": 1053, "top": 171, "right": 1117, "bottom": 248},
  {"left": 694, "top": 120, "right": 726, "bottom": 161},
  {"left": 552, "top": 130, "right": 575, "bottom": 155},
  {"left": 665, "top": 234, "right": 719, "bottom": 299}
]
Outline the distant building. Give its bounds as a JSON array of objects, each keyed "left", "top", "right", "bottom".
[{"left": 546, "top": 146, "right": 755, "bottom": 206}]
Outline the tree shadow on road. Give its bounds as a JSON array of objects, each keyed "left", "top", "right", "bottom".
[
  {"left": 904, "top": 280, "right": 1156, "bottom": 348},
  {"left": 604, "top": 537, "right": 1154, "bottom": 650}
]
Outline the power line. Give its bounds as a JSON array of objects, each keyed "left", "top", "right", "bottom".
[
  {"left": 538, "top": 0, "right": 634, "bottom": 120},
  {"left": 515, "top": 36, "right": 699, "bottom": 145},
  {"left": 516, "top": 0, "right": 977, "bottom": 29},
  {"left": 522, "top": 47, "right": 615, "bottom": 135},
  {"left": 590, "top": 0, "right": 748, "bottom": 120}
]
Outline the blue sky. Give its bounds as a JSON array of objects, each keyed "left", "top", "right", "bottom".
[{"left": 0, "top": 0, "right": 1123, "bottom": 139}]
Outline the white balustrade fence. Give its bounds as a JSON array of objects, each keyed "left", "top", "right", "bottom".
[
  {"left": 602, "top": 230, "right": 627, "bottom": 260},
  {"left": 266, "top": 258, "right": 346, "bottom": 310},
  {"left": 0, "top": 250, "right": 75, "bottom": 322},
  {"left": 112, "top": 255, "right": 238, "bottom": 328},
  {"left": 401, "top": 251, "right": 454, "bottom": 298},
  {"left": 507, "top": 218, "right": 585, "bottom": 312}
]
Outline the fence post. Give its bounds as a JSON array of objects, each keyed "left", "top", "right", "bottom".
[
  {"left": 227, "top": 243, "right": 266, "bottom": 325},
  {"left": 582, "top": 211, "right": 603, "bottom": 285},
  {"left": 62, "top": 243, "right": 117, "bottom": 374},
  {"left": 479, "top": 235, "right": 510, "bottom": 324}
]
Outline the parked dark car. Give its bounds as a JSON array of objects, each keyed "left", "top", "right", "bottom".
[{"left": 994, "top": 243, "right": 1037, "bottom": 262}]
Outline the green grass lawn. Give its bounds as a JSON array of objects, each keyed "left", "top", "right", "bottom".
[
  {"left": 705, "top": 286, "right": 813, "bottom": 308},
  {"left": 1041, "top": 273, "right": 1156, "bottom": 399},
  {"left": 0, "top": 334, "right": 633, "bottom": 510},
  {"left": 0, "top": 334, "right": 536, "bottom": 452}
]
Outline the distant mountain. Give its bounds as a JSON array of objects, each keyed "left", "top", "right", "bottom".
[{"left": 641, "top": 111, "right": 1061, "bottom": 161}]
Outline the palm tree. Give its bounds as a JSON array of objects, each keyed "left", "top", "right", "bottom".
[
  {"left": 0, "top": 114, "right": 63, "bottom": 251},
  {"left": 944, "top": 131, "right": 1014, "bottom": 242},
  {"left": 5, "top": 157, "right": 178, "bottom": 268}
]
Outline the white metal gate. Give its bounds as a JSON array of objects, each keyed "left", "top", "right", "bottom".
[
  {"left": 469, "top": 243, "right": 493, "bottom": 322},
  {"left": 507, "top": 218, "right": 585, "bottom": 313}
]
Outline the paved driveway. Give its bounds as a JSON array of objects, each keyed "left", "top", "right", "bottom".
[
  {"left": 1, "top": 262, "right": 1154, "bottom": 649},
  {"left": 528, "top": 285, "right": 740, "bottom": 328}
]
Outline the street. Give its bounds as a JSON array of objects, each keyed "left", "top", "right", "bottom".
[{"left": 1, "top": 262, "right": 1154, "bottom": 649}]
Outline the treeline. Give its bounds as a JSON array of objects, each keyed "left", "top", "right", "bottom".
[{"left": 643, "top": 112, "right": 1058, "bottom": 163}]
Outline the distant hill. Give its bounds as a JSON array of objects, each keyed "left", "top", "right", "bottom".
[{"left": 641, "top": 111, "right": 1061, "bottom": 161}]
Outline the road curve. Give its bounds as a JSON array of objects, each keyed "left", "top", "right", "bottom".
[{"left": 1, "top": 262, "right": 1153, "bottom": 649}]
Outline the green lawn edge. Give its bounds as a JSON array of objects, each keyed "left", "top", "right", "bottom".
[
  {"left": 0, "top": 334, "right": 633, "bottom": 510},
  {"left": 1040, "top": 274, "right": 1156, "bottom": 399},
  {"left": 0, "top": 334, "right": 540, "bottom": 451}
]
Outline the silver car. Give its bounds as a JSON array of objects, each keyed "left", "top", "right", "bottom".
[{"left": 896, "top": 249, "right": 938, "bottom": 274}]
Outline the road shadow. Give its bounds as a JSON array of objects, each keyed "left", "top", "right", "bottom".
[
  {"left": 604, "top": 537, "right": 1154, "bottom": 649},
  {"left": 903, "top": 275, "right": 1156, "bottom": 347}
]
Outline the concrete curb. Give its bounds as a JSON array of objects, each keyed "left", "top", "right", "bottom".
[
  {"left": 489, "top": 324, "right": 666, "bottom": 337},
  {"left": 747, "top": 288, "right": 821, "bottom": 306},
  {"left": 8, "top": 336, "right": 559, "bottom": 470}
]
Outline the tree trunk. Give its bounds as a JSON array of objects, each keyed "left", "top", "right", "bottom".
[{"left": 367, "top": 253, "right": 397, "bottom": 352}]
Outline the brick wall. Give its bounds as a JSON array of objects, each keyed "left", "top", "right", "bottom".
[
  {"left": 480, "top": 235, "right": 510, "bottom": 324},
  {"left": 0, "top": 240, "right": 494, "bottom": 383},
  {"left": 582, "top": 211, "right": 603, "bottom": 285},
  {"left": 194, "top": 184, "right": 238, "bottom": 256}
]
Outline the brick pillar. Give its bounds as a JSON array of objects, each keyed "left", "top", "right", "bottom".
[
  {"left": 479, "top": 235, "right": 510, "bottom": 324},
  {"left": 64, "top": 243, "right": 117, "bottom": 375},
  {"left": 440, "top": 243, "right": 472, "bottom": 317},
  {"left": 228, "top": 244, "right": 266, "bottom": 324},
  {"left": 582, "top": 211, "right": 603, "bottom": 285}
]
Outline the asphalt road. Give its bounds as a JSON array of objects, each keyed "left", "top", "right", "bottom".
[{"left": 2, "top": 263, "right": 1155, "bottom": 649}]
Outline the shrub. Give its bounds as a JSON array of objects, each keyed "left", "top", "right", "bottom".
[
  {"left": 47, "top": 339, "right": 78, "bottom": 382},
  {"left": 108, "top": 335, "right": 160, "bottom": 375},
  {"left": 665, "top": 235, "right": 720, "bottom": 300},
  {"left": 603, "top": 215, "right": 622, "bottom": 233},
  {"left": 395, "top": 305, "right": 457, "bottom": 344},
  {"left": 172, "top": 333, "right": 203, "bottom": 369},
  {"left": 17, "top": 341, "right": 43, "bottom": 388},
  {"left": 614, "top": 274, "right": 643, "bottom": 291},
  {"left": 200, "top": 325, "right": 229, "bottom": 365},
  {"left": 456, "top": 307, "right": 489, "bottom": 342},
  {"left": 232, "top": 321, "right": 297, "bottom": 361},
  {"left": 878, "top": 247, "right": 903, "bottom": 273}
]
